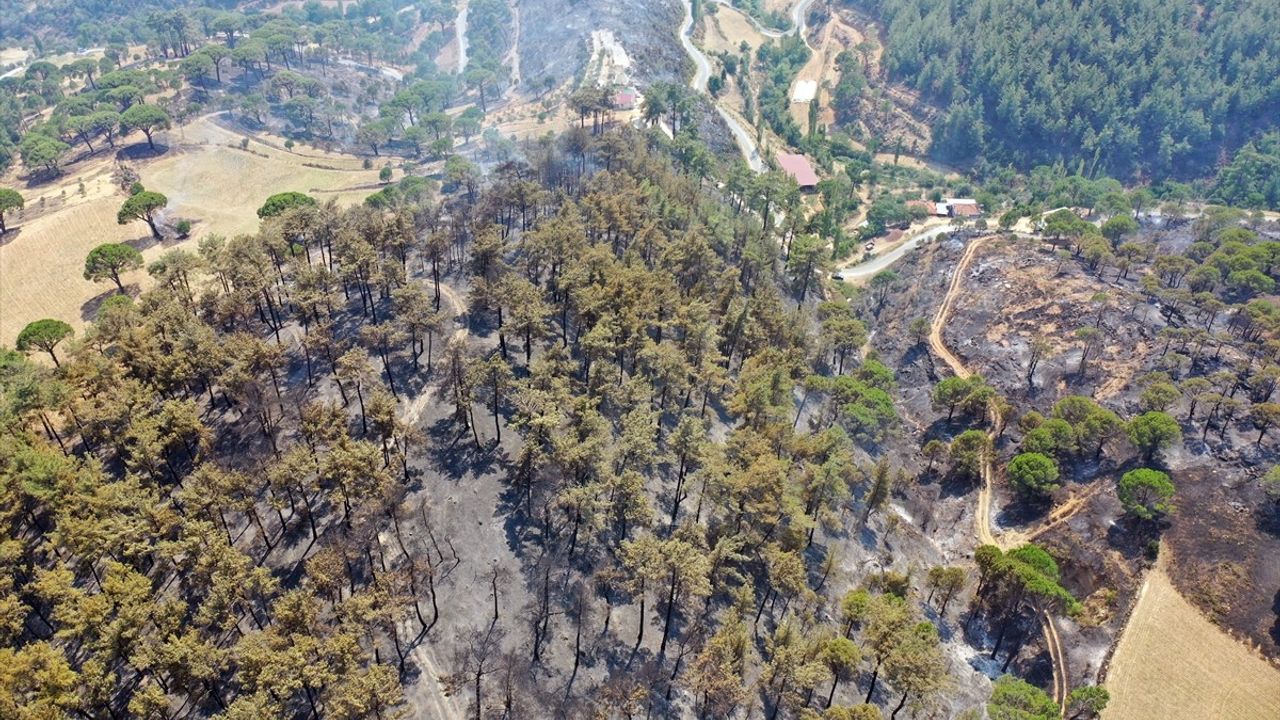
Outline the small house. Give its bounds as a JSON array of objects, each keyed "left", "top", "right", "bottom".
[
  {"left": 945, "top": 198, "right": 982, "bottom": 218},
  {"left": 613, "top": 88, "right": 639, "bottom": 111}
]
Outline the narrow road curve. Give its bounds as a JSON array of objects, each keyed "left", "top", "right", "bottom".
[
  {"left": 678, "top": 0, "right": 765, "bottom": 172},
  {"left": 927, "top": 236, "right": 1069, "bottom": 707},
  {"left": 707, "top": 0, "right": 816, "bottom": 46},
  {"left": 455, "top": 0, "right": 470, "bottom": 75},
  {"left": 834, "top": 223, "right": 954, "bottom": 283},
  {"left": 505, "top": 0, "right": 521, "bottom": 87},
  {"left": 927, "top": 235, "right": 996, "bottom": 545},
  {"left": 1042, "top": 607, "right": 1070, "bottom": 713}
]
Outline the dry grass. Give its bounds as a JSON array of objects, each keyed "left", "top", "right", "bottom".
[
  {"left": 1104, "top": 553, "right": 1280, "bottom": 720},
  {"left": 763, "top": 0, "right": 794, "bottom": 16},
  {"left": 0, "top": 47, "right": 31, "bottom": 66},
  {"left": 0, "top": 114, "right": 380, "bottom": 344},
  {"left": 789, "top": 18, "right": 861, "bottom": 129},
  {"left": 435, "top": 35, "right": 461, "bottom": 73},
  {"left": 703, "top": 5, "right": 769, "bottom": 55}
]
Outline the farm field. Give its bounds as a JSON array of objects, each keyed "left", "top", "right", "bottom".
[
  {"left": 1104, "top": 553, "right": 1280, "bottom": 719},
  {"left": 0, "top": 114, "right": 381, "bottom": 344}
]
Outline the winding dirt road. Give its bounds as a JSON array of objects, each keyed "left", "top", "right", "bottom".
[
  {"left": 927, "top": 235, "right": 1069, "bottom": 709},
  {"left": 927, "top": 237, "right": 999, "bottom": 544}
]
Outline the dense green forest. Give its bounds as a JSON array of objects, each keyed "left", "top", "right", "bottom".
[{"left": 856, "top": 0, "right": 1280, "bottom": 182}]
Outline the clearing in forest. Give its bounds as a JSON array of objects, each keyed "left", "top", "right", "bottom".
[
  {"left": 0, "top": 114, "right": 380, "bottom": 344},
  {"left": 788, "top": 15, "right": 857, "bottom": 130},
  {"left": 1104, "top": 553, "right": 1280, "bottom": 720},
  {"left": 701, "top": 4, "right": 769, "bottom": 56}
]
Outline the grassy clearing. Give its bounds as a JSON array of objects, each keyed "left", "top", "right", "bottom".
[
  {"left": 0, "top": 114, "right": 380, "bottom": 344},
  {"left": 1104, "top": 553, "right": 1280, "bottom": 719},
  {"left": 703, "top": 5, "right": 769, "bottom": 55}
]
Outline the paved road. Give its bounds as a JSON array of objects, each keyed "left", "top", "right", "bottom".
[
  {"left": 833, "top": 224, "right": 955, "bottom": 282},
  {"left": 679, "top": 0, "right": 765, "bottom": 172},
  {"left": 707, "top": 0, "right": 816, "bottom": 42}
]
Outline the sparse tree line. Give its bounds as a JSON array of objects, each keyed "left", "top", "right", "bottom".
[
  {"left": 916, "top": 200, "right": 1280, "bottom": 544},
  {"left": 1028, "top": 203, "right": 1280, "bottom": 457}
]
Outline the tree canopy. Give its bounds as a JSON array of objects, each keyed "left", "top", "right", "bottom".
[
  {"left": 0, "top": 188, "right": 23, "bottom": 233},
  {"left": 862, "top": 0, "right": 1280, "bottom": 180},
  {"left": 83, "top": 242, "right": 144, "bottom": 293},
  {"left": 15, "top": 319, "right": 73, "bottom": 367},
  {"left": 1118, "top": 468, "right": 1176, "bottom": 521},
  {"left": 120, "top": 103, "right": 171, "bottom": 150},
  {"left": 257, "top": 191, "right": 317, "bottom": 219},
  {"left": 117, "top": 191, "right": 168, "bottom": 239}
]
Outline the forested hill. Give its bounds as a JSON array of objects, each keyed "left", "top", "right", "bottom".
[{"left": 856, "top": 0, "right": 1280, "bottom": 180}]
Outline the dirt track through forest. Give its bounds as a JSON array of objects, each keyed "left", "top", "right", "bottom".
[
  {"left": 399, "top": 282, "right": 468, "bottom": 428},
  {"left": 927, "top": 235, "right": 1069, "bottom": 709},
  {"left": 394, "top": 279, "right": 468, "bottom": 720}
]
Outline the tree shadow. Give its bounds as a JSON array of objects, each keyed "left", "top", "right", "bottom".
[
  {"left": 124, "top": 231, "right": 164, "bottom": 253},
  {"left": 422, "top": 414, "right": 503, "bottom": 480},
  {"left": 1104, "top": 516, "right": 1159, "bottom": 561},
  {"left": 998, "top": 494, "right": 1052, "bottom": 528},
  {"left": 1255, "top": 502, "right": 1280, "bottom": 538},
  {"left": 938, "top": 474, "right": 981, "bottom": 500},
  {"left": 0, "top": 226, "right": 22, "bottom": 247},
  {"left": 80, "top": 286, "right": 135, "bottom": 322},
  {"left": 19, "top": 167, "right": 65, "bottom": 189},
  {"left": 117, "top": 142, "right": 170, "bottom": 160},
  {"left": 1271, "top": 588, "right": 1280, "bottom": 648}
]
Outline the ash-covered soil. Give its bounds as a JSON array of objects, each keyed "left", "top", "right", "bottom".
[
  {"left": 519, "top": 0, "right": 688, "bottom": 88},
  {"left": 869, "top": 226, "right": 1280, "bottom": 684},
  {"left": 516, "top": 0, "right": 745, "bottom": 159}
]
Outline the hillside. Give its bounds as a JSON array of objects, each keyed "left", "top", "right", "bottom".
[
  {"left": 854, "top": 0, "right": 1280, "bottom": 181},
  {"left": 4, "top": 2, "right": 1280, "bottom": 719}
]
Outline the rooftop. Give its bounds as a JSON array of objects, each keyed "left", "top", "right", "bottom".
[{"left": 775, "top": 152, "right": 819, "bottom": 187}]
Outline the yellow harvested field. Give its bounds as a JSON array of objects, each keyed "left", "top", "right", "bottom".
[
  {"left": 1105, "top": 555, "right": 1280, "bottom": 720},
  {"left": 148, "top": 114, "right": 380, "bottom": 238},
  {"left": 0, "top": 114, "right": 380, "bottom": 344}
]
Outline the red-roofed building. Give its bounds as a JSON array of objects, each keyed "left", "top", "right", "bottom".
[
  {"left": 775, "top": 152, "right": 819, "bottom": 190},
  {"left": 613, "top": 88, "right": 639, "bottom": 111},
  {"left": 946, "top": 198, "right": 982, "bottom": 217}
]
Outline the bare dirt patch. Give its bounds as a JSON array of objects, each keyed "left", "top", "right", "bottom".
[{"left": 789, "top": 16, "right": 860, "bottom": 129}]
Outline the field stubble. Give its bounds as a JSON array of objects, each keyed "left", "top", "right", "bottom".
[{"left": 0, "top": 115, "right": 380, "bottom": 344}]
